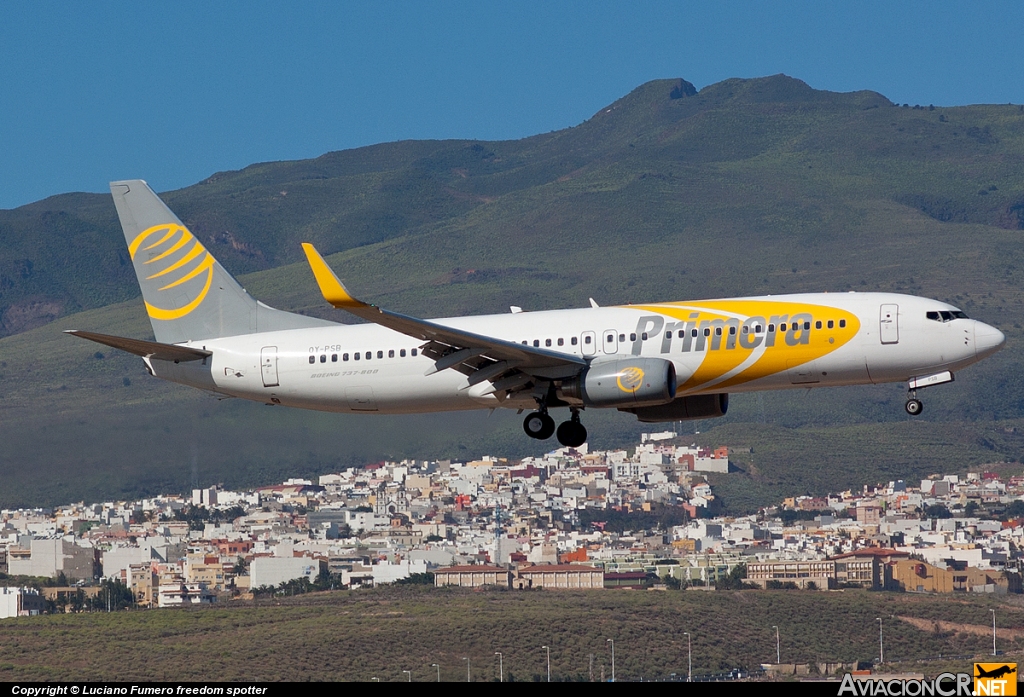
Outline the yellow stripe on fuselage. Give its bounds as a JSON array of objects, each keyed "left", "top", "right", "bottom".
[{"left": 632, "top": 300, "right": 861, "bottom": 391}]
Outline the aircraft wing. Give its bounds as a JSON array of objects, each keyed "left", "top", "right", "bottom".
[
  {"left": 65, "top": 330, "right": 212, "bottom": 362},
  {"left": 302, "top": 244, "right": 586, "bottom": 395}
]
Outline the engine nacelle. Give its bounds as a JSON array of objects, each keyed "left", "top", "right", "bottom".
[
  {"left": 560, "top": 358, "right": 676, "bottom": 408},
  {"left": 621, "top": 393, "right": 729, "bottom": 423}
]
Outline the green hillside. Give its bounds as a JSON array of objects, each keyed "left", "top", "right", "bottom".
[
  {"left": 2, "top": 75, "right": 1024, "bottom": 509},
  {"left": 0, "top": 586, "right": 1021, "bottom": 681}
]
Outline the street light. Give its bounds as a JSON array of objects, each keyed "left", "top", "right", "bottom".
[
  {"left": 463, "top": 656, "right": 470, "bottom": 682},
  {"left": 495, "top": 652, "right": 503, "bottom": 683},
  {"left": 876, "top": 617, "right": 884, "bottom": 665},
  {"left": 403, "top": 670, "right": 411, "bottom": 682},
  {"left": 431, "top": 663, "right": 440, "bottom": 682},
  {"left": 991, "top": 609, "right": 997, "bottom": 656},
  {"left": 607, "top": 638, "right": 615, "bottom": 683},
  {"left": 542, "top": 645, "right": 550, "bottom": 682},
  {"left": 772, "top": 625, "right": 780, "bottom": 664},
  {"left": 683, "top": 632, "right": 692, "bottom": 682}
]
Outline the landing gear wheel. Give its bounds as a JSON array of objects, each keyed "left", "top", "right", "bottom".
[
  {"left": 905, "top": 399, "right": 923, "bottom": 416},
  {"left": 556, "top": 420, "right": 588, "bottom": 448},
  {"left": 523, "top": 411, "right": 555, "bottom": 440}
]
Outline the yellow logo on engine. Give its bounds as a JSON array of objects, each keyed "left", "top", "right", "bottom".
[
  {"left": 617, "top": 366, "right": 645, "bottom": 393},
  {"left": 129, "top": 223, "right": 215, "bottom": 321}
]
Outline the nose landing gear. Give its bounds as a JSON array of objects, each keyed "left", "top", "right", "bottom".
[{"left": 905, "top": 391, "right": 923, "bottom": 416}]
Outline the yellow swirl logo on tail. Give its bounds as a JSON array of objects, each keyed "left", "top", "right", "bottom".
[
  {"left": 617, "top": 366, "right": 645, "bottom": 393},
  {"left": 129, "top": 224, "right": 215, "bottom": 320}
]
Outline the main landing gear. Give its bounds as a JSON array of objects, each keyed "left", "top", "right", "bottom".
[
  {"left": 905, "top": 394, "right": 923, "bottom": 416},
  {"left": 523, "top": 408, "right": 588, "bottom": 448},
  {"left": 523, "top": 410, "right": 555, "bottom": 440}
]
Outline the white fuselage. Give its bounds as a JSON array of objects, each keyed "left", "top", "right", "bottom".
[{"left": 147, "top": 292, "right": 1004, "bottom": 416}]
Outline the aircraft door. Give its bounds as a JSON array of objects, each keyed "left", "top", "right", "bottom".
[
  {"left": 346, "top": 386, "right": 378, "bottom": 411},
  {"left": 602, "top": 329, "right": 618, "bottom": 355},
  {"left": 581, "top": 331, "right": 596, "bottom": 356},
  {"left": 880, "top": 304, "right": 899, "bottom": 344},
  {"left": 261, "top": 346, "right": 280, "bottom": 387}
]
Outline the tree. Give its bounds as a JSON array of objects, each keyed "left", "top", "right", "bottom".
[
  {"left": 922, "top": 503, "right": 952, "bottom": 519},
  {"left": 716, "top": 564, "right": 754, "bottom": 590}
]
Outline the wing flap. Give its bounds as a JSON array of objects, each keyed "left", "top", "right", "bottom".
[{"left": 301, "top": 244, "right": 587, "bottom": 385}]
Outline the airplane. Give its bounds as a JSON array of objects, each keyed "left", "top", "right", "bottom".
[
  {"left": 66, "top": 180, "right": 1006, "bottom": 448},
  {"left": 975, "top": 665, "right": 1017, "bottom": 680}
]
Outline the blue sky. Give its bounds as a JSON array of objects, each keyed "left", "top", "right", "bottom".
[{"left": 2, "top": 1, "right": 1023, "bottom": 209}]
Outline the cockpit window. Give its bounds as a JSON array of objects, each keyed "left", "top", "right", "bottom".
[{"left": 927, "top": 310, "right": 969, "bottom": 322}]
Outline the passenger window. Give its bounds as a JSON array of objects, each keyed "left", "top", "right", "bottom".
[
  {"left": 545, "top": 339, "right": 552, "bottom": 347},
  {"left": 533, "top": 340, "right": 540, "bottom": 347},
  {"left": 365, "top": 352, "right": 371, "bottom": 360},
  {"left": 839, "top": 319, "right": 846, "bottom": 328},
  {"left": 343, "top": 353, "right": 349, "bottom": 361},
  {"left": 630, "top": 333, "right": 637, "bottom": 341},
  {"left": 642, "top": 332, "right": 648, "bottom": 340},
  {"left": 320, "top": 354, "right": 327, "bottom": 363},
  {"left": 780, "top": 323, "right": 787, "bottom": 332},
  {"left": 729, "top": 326, "right": 736, "bottom": 335},
  {"left": 354, "top": 353, "right": 360, "bottom": 361},
  {"left": 703, "top": 328, "right": 711, "bottom": 337},
  {"left": 331, "top": 354, "right": 338, "bottom": 362},
  {"left": 309, "top": 356, "right": 315, "bottom": 365},
  {"left": 400, "top": 349, "right": 406, "bottom": 357},
  {"left": 665, "top": 331, "right": 672, "bottom": 339},
  {"left": 741, "top": 326, "right": 748, "bottom": 334},
  {"left": 388, "top": 350, "right": 395, "bottom": 358},
  {"left": 607, "top": 335, "right": 614, "bottom": 343},
  {"left": 557, "top": 338, "right": 564, "bottom": 346},
  {"left": 619, "top": 334, "right": 625, "bottom": 342},
  {"left": 582, "top": 336, "right": 589, "bottom": 345},
  {"left": 678, "top": 330, "right": 685, "bottom": 338},
  {"left": 691, "top": 329, "right": 698, "bottom": 337},
  {"left": 768, "top": 324, "right": 775, "bottom": 333},
  {"left": 756, "top": 325, "right": 763, "bottom": 333},
  {"left": 715, "top": 327, "right": 722, "bottom": 336},
  {"left": 815, "top": 321, "right": 822, "bottom": 329},
  {"left": 804, "top": 322, "right": 811, "bottom": 330},
  {"left": 377, "top": 350, "right": 383, "bottom": 359},
  {"left": 411, "top": 349, "right": 418, "bottom": 356},
  {"left": 827, "top": 320, "right": 834, "bottom": 329}
]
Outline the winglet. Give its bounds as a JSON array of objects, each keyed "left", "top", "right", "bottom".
[{"left": 301, "top": 243, "right": 368, "bottom": 309}]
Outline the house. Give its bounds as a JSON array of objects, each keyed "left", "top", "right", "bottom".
[{"left": 0, "top": 587, "right": 45, "bottom": 617}]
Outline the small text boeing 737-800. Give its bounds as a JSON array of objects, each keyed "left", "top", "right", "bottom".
[{"left": 67, "top": 181, "right": 1006, "bottom": 447}]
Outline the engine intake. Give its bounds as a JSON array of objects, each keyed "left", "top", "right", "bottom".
[
  {"left": 560, "top": 358, "right": 676, "bottom": 408},
  {"left": 621, "top": 393, "right": 729, "bottom": 423}
]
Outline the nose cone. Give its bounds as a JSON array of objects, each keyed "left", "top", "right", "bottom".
[{"left": 975, "top": 322, "right": 1006, "bottom": 358}]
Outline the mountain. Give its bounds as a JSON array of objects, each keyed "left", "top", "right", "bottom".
[{"left": 2, "top": 75, "right": 1024, "bottom": 509}]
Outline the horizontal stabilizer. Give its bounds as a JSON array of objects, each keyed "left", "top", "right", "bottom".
[{"left": 65, "top": 330, "right": 211, "bottom": 362}]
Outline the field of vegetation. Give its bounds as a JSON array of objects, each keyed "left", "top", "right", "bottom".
[
  {"left": 1, "top": 586, "right": 1022, "bottom": 681},
  {"left": 3, "top": 74, "right": 1024, "bottom": 509}
]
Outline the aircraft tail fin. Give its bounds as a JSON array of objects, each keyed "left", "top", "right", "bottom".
[{"left": 110, "top": 180, "right": 333, "bottom": 343}]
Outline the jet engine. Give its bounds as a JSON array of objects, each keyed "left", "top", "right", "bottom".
[{"left": 559, "top": 357, "right": 676, "bottom": 408}]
